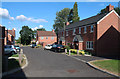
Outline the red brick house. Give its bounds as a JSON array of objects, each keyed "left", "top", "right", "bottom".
[
  {"left": 58, "top": 4, "right": 120, "bottom": 56},
  {"left": 36, "top": 30, "right": 57, "bottom": 47},
  {"left": 4, "top": 28, "right": 15, "bottom": 45}
]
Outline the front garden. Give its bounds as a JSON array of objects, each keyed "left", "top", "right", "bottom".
[
  {"left": 91, "top": 59, "right": 120, "bottom": 76},
  {"left": 64, "top": 45, "right": 92, "bottom": 56}
]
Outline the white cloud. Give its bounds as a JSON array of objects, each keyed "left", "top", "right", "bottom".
[
  {"left": 32, "top": 25, "right": 44, "bottom": 31},
  {"left": 8, "top": 22, "right": 11, "bottom": 24},
  {"left": 0, "top": 8, "right": 14, "bottom": 20},
  {"left": 39, "top": 25, "right": 43, "bottom": 28},
  {"left": 13, "top": 28, "right": 16, "bottom": 30},
  {"left": 16, "top": 15, "right": 48, "bottom": 23}
]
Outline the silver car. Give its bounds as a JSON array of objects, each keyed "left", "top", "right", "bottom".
[{"left": 4, "top": 45, "right": 16, "bottom": 54}]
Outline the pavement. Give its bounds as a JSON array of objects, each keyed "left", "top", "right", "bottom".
[{"left": 3, "top": 46, "right": 115, "bottom": 78}]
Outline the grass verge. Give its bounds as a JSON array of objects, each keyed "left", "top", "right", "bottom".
[
  {"left": 8, "top": 58, "right": 26, "bottom": 71},
  {"left": 91, "top": 59, "right": 120, "bottom": 76}
]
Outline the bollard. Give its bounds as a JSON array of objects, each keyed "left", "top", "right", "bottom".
[
  {"left": 65, "top": 49, "right": 67, "bottom": 54},
  {"left": 69, "top": 50, "right": 71, "bottom": 55},
  {"left": 19, "top": 49, "right": 23, "bottom": 65},
  {"left": 77, "top": 50, "right": 79, "bottom": 55}
]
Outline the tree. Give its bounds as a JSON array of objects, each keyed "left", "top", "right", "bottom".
[
  {"left": 72, "top": 2, "right": 80, "bottom": 23},
  {"left": 53, "top": 8, "right": 71, "bottom": 34},
  {"left": 114, "top": 7, "right": 120, "bottom": 15},
  {"left": 37, "top": 28, "right": 46, "bottom": 31},
  {"left": 20, "top": 26, "right": 33, "bottom": 45},
  {"left": 98, "top": 7, "right": 120, "bottom": 16},
  {"left": 15, "top": 37, "right": 21, "bottom": 44}
]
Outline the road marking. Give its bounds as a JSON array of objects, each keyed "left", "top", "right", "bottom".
[{"left": 69, "top": 56, "right": 87, "bottom": 63}]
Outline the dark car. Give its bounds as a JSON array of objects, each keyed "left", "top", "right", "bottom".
[
  {"left": 31, "top": 44, "right": 36, "bottom": 48},
  {"left": 51, "top": 44, "right": 65, "bottom": 52}
]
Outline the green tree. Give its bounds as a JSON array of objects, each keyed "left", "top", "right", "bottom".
[
  {"left": 20, "top": 26, "right": 33, "bottom": 45},
  {"left": 37, "top": 28, "right": 46, "bottom": 31},
  {"left": 98, "top": 7, "right": 120, "bottom": 16},
  {"left": 72, "top": 2, "right": 80, "bottom": 23},
  {"left": 114, "top": 7, "right": 120, "bottom": 15},
  {"left": 15, "top": 37, "right": 21, "bottom": 44},
  {"left": 53, "top": 8, "right": 71, "bottom": 34}
]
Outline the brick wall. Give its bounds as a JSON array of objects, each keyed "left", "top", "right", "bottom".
[
  {"left": 97, "top": 11, "right": 120, "bottom": 56},
  {"left": 38, "top": 36, "right": 57, "bottom": 47}
]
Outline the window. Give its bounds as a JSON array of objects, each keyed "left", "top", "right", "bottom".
[
  {"left": 73, "top": 28, "right": 76, "bottom": 35},
  {"left": 46, "top": 37, "right": 48, "bottom": 39},
  {"left": 51, "top": 37, "right": 54, "bottom": 40},
  {"left": 84, "top": 26, "right": 87, "bottom": 33},
  {"left": 66, "top": 30, "right": 68, "bottom": 36},
  {"left": 79, "top": 27, "right": 81, "bottom": 34},
  {"left": 86, "top": 41, "right": 93, "bottom": 49},
  {"left": 91, "top": 25, "right": 94, "bottom": 32},
  {"left": 41, "top": 37, "right": 44, "bottom": 40}
]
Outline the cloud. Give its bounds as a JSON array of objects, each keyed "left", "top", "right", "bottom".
[
  {"left": 32, "top": 25, "right": 44, "bottom": 31},
  {"left": 0, "top": 8, "right": 14, "bottom": 20},
  {"left": 16, "top": 15, "right": 48, "bottom": 23},
  {"left": 8, "top": 22, "right": 11, "bottom": 24},
  {"left": 13, "top": 28, "right": 16, "bottom": 30},
  {"left": 39, "top": 25, "right": 43, "bottom": 28}
]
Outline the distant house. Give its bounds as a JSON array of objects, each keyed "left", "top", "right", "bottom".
[
  {"left": 58, "top": 4, "right": 120, "bottom": 56},
  {"left": 4, "top": 28, "right": 15, "bottom": 45},
  {"left": 36, "top": 29, "right": 57, "bottom": 47},
  {"left": 0, "top": 25, "right": 5, "bottom": 54}
]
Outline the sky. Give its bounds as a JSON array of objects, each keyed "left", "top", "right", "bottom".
[{"left": 0, "top": 2, "right": 119, "bottom": 39}]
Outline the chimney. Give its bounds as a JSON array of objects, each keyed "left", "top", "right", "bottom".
[
  {"left": 106, "top": 4, "right": 114, "bottom": 12},
  {"left": 52, "top": 29, "right": 54, "bottom": 32},
  {"left": 66, "top": 22, "right": 70, "bottom": 26},
  {"left": 12, "top": 28, "right": 15, "bottom": 37}
]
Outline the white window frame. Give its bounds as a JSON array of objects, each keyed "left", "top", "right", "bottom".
[
  {"left": 41, "top": 37, "right": 44, "bottom": 40},
  {"left": 79, "top": 27, "right": 81, "bottom": 34},
  {"left": 73, "top": 28, "right": 76, "bottom": 35},
  {"left": 66, "top": 30, "right": 68, "bottom": 36},
  {"left": 84, "top": 26, "right": 87, "bottom": 33},
  {"left": 86, "top": 41, "right": 93, "bottom": 50},
  {"left": 90, "top": 25, "right": 94, "bottom": 33}
]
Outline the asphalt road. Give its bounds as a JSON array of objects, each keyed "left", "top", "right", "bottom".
[{"left": 3, "top": 46, "right": 114, "bottom": 78}]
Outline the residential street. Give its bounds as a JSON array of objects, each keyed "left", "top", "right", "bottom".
[{"left": 4, "top": 47, "right": 113, "bottom": 78}]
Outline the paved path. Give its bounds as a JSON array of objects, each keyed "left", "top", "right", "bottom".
[{"left": 3, "top": 47, "right": 114, "bottom": 78}]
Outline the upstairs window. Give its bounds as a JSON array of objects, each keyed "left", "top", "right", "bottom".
[
  {"left": 79, "top": 27, "right": 81, "bottom": 34},
  {"left": 51, "top": 37, "right": 54, "bottom": 40},
  {"left": 84, "top": 26, "right": 87, "bottom": 33},
  {"left": 91, "top": 25, "right": 94, "bottom": 32},
  {"left": 66, "top": 30, "right": 68, "bottom": 36},
  {"left": 73, "top": 28, "right": 76, "bottom": 35},
  {"left": 41, "top": 37, "right": 44, "bottom": 40}
]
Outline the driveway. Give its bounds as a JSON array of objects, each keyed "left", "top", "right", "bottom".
[{"left": 3, "top": 47, "right": 114, "bottom": 78}]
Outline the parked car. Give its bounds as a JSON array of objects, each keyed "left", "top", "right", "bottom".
[
  {"left": 4, "top": 45, "right": 17, "bottom": 55},
  {"left": 51, "top": 44, "right": 65, "bottom": 52},
  {"left": 44, "top": 44, "right": 52, "bottom": 50},
  {"left": 31, "top": 44, "right": 36, "bottom": 48},
  {"left": 14, "top": 45, "right": 20, "bottom": 52}
]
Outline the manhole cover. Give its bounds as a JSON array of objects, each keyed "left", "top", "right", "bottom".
[{"left": 67, "top": 69, "right": 78, "bottom": 73}]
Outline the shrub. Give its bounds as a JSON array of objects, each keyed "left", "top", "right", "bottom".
[{"left": 65, "top": 45, "right": 70, "bottom": 51}]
